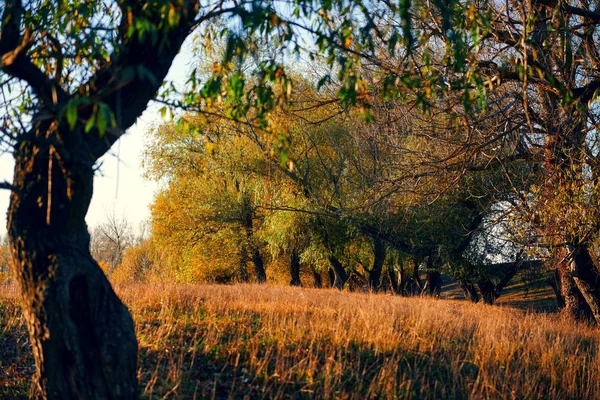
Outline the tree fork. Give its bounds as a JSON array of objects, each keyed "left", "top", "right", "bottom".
[
  {"left": 554, "top": 256, "right": 592, "bottom": 321},
  {"left": 459, "top": 279, "right": 480, "bottom": 303}
]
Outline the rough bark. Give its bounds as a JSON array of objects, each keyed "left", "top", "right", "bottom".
[
  {"left": 9, "top": 129, "right": 138, "bottom": 398},
  {"left": 569, "top": 246, "right": 600, "bottom": 323},
  {"left": 328, "top": 256, "right": 348, "bottom": 289},
  {"left": 1, "top": 1, "right": 200, "bottom": 396},
  {"left": 290, "top": 250, "right": 302, "bottom": 287},
  {"left": 555, "top": 261, "right": 593, "bottom": 320}
]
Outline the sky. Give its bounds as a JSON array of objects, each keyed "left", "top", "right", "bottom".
[{"left": 0, "top": 38, "right": 196, "bottom": 235}]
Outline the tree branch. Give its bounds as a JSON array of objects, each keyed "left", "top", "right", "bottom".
[
  {"left": 573, "top": 79, "right": 600, "bottom": 103},
  {"left": 83, "top": 0, "right": 201, "bottom": 160},
  {"left": 538, "top": 0, "right": 600, "bottom": 22},
  {"left": 0, "top": 0, "right": 67, "bottom": 106},
  {"left": 0, "top": 180, "right": 19, "bottom": 194}
]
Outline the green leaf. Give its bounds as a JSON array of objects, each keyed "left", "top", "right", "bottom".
[
  {"left": 96, "top": 110, "right": 108, "bottom": 137},
  {"left": 66, "top": 101, "right": 78, "bottom": 131},
  {"left": 84, "top": 112, "right": 96, "bottom": 134}
]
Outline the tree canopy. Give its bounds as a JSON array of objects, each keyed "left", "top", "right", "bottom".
[{"left": 4, "top": 0, "right": 600, "bottom": 398}]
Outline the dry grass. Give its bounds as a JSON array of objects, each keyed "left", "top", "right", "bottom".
[
  {"left": 0, "top": 284, "right": 34, "bottom": 400},
  {"left": 2, "top": 283, "right": 600, "bottom": 399}
]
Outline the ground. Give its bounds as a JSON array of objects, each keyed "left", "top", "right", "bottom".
[
  {"left": 440, "top": 271, "right": 558, "bottom": 312},
  {"left": 1, "top": 280, "right": 597, "bottom": 399}
]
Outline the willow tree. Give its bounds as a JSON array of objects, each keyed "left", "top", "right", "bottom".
[
  {"left": 399, "top": 1, "right": 600, "bottom": 320},
  {"left": 146, "top": 116, "right": 279, "bottom": 283},
  {"left": 0, "top": 0, "right": 203, "bottom": 397},
  {"left": 0, "top": 0, "right": 507, "bottom": 397}
]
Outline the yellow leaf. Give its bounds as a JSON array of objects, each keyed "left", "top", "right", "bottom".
[{"left": 344, "top": 36, "right": 352, "bottom": 49}]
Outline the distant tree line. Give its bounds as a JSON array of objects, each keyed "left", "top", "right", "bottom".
[{"left": 134, "top": 79, "right": 542, "bottom": 308}]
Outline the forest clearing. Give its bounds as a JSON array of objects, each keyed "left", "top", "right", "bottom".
[{"left": 2, "top": 281, "right": 597, "bottom": 399}]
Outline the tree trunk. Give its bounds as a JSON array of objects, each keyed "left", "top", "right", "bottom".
[
  {"left": 548, "top": 269, "right": 564, "bottom": 309},
  {"left": 554, "top": 251, "right": 592, "bottom": 321},
  {"left": 250, "top": 248, "right": 267, "bottom": 283},
  {"left": 237, "top": 246, "right": 250, "bottom": 283},
  {"left": 388, "top": 266, "right": 402, "bottom": 295},
  {"left": 426, "top": 271, "right": 442, "bottom": 298},
  {"left": 398, "top": 263, "right": 407, "bottom": 295},
  {"left": 328, "top": 256, "right": 348, "bottom": 289},
  {"left": 477, "top": 279, "right": 497, "bottom": 305},
  {"left": 242, "top": 200, "right": 266, "bottom": 284},
  {"left": 327, "top": 268, "right": 336, "bottom": 287},
  {"left": 409, "top": 258, "right": 423, "bottom": 295},
  {"left": 311, "top": 267, "right": 322, "bottom": 288},
  {"left": 424, "top": 257, "right": 441, "bottom": 297},
  {"left": 459, "top": 279, "right": 480, "bottom": 303},
  {"left": 569, "top": 246, "right": 600, "bottom": 323},
  {"left": 348, "top": 271, "right": 367, "bottom": 292},
  {"left": 290, "top": 250, "right": 302, "bottom": 287},
  {"left": 494, "top": 262, "right": 520, "bottom": 296},
  {"left": 9, "top": 133, "right": 138, "bottom": 398},
  {"left": 367, "top": 238, "right": 386, "bottom": 292},
  {"left": 475, "top": 261, "right": 521, "bottom": 305}
]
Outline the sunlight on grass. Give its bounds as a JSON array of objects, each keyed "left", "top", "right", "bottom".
[
  {"left": 122, "top": 283, "right": 600, "bottom": 399},
  {"left": 2, "top": 283, "right": 600, "bottom": 399}
]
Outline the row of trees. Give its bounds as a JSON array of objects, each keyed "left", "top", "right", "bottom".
[
  {"left": 4, "top": 0, "right": 600, "bottom": 397},
  {"left": 138, "top": 1, "right": 600, "bottom": 327},
  {"left": 140, "top": 79, "right": 529, "bottom": 305}
]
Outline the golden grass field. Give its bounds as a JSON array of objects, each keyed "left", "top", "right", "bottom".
[{"left": 1, "top": 282, "right": 599, "bottom": 399}]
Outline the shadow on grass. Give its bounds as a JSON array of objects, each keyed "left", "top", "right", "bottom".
[
  {"left": 0, "top": 301, "right": 34, "bottom": 400},
  {"left": 139, "top": 337, "right": 483, "bottom": 399},
  {"left": 137, "top": 310, "right": 574, "bottom": 400}
]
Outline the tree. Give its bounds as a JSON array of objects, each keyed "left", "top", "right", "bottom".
[
  {"left": 0, "top": 235, "right": 10, "bottom": 284},
  {"left": 90, "top": 210, "right": 133, "bottom": 272},
  {"left": 297, "top": 0, "right": 600, "bottom": 314},
  {"left": 111, "top": 238, "right": 162, "bottom": 283},
  {"left": 0, "top": 0, "right": 204, "bottom": 396},
  {"left": 396, "top": 1, "right": 600, "bottom": 320},
  {"left": 146, "top": 116, "right": 279, "bottom": 283}
]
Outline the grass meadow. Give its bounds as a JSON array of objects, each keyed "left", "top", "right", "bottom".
[{"left": 1, "top": 282, "right": 599, "bottom": 399}]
